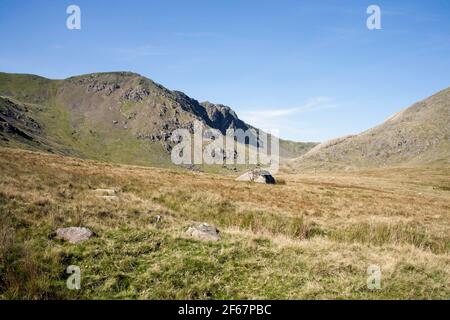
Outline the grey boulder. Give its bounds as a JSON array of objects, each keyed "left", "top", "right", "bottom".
[
  {"left": 53, "top": 227, "right": 94, "bottom": 244},
  {"left": 186, "top": 223, "right": 220, "bottom": 242},
  {"left": 235, "top": 169, "right": 276, "bottom": 184}
]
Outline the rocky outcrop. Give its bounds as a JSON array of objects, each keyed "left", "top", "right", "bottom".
[
  {"left": 0, "top": 96, "right": 43, "bottom": 145},
  {"left": 122, "top": 87, "right": 150, "bottom": 102},
  {"left": 201, "top": 101, "right": 250, "bottom": 134}
]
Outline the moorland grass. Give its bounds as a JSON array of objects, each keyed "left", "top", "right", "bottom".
[{"left": 0, "top": 147, "right": 449, "bottom": 299}]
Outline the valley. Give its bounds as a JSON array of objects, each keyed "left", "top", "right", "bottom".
[
  {"left": 0, "top": 147, "right": 448, "bottom": 299},
  {"left": 0, "top": 71, "right": 449, "bottom": 300}
]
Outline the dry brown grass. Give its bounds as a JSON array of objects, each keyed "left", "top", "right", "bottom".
[{"left": 0, "top": 147, "right": 449, "bottom": 299}]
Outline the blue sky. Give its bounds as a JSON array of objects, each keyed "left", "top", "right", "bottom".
[{"left": 0, "top": 0, "right": 449, "bottom": 142}]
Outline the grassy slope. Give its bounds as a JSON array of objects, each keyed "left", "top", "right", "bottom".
[
  {"left": 0, "top": 73, "right": 173, "bottom": 168},
  {"left": 288, "top": 87, "right": 450, "bottom": 172},
  {"left": 0, "top": 72, "right": 55, "bottom": 104},
  {"left": 1, "top": 147, "right": 449, "bottom": 299},
  {"left": 279, "top": 138, "right": 318, "bottom": 159}
]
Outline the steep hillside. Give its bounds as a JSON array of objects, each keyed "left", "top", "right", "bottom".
[
  {"left": 0, "top": 96, "right": 50, "bottom": 151},
  {"left": 287, "top": 87, "right": 450, "bottom": 172},
  {"left": 0, "top": 72, "right": 315, "bottom": 169}
]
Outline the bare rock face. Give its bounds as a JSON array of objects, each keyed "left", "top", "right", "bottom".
[
  {"left": 235, "top": 169, "right": 276, "bottom": 184},
  {"left": 186, "top": 223, "right": 220, "bottom": 242},
  {"left": 122, "top": 87, "right": 150, "bottom": 102},
  {"left": 0, "top": 97, "right": 43, "bottom": 145},
  {"left": 53, "top": 227, "right": 94, "bottom": 244},
  {"left": 201, "top": 101, "right": 248, "bottom": 134}
]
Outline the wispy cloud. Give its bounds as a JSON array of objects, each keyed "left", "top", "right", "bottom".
[
  {"left": 239, "top": 97, "right": 337, "bottom": 141},
  {"left": 242, "top": 97, "right": 336, "bottom": 119}
]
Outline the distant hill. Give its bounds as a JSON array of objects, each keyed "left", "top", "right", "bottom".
[
  {"left": 0, "top": 72, "right": 316, "bottom": 168},
  {"left": 286, "top": 87, "right": 450, "bottom": 172}
]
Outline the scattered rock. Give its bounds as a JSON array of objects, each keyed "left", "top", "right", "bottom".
[
  {"left": 73, "top": 76, "right": 121, "bottom": 95},
  {"left": 99, "top": 195, "right": 119, "bottom": 201},
  {"left": 93, "top": 189, "right": 119, "bottom": 201},
  {"left": 235, "top": 169, "right": 276, "bottom": 184},
  {"left": 151, "top": 215, "right": 162, "bottom": 223},
  {"left": 122, "top": 87, "right": 149, "bottom": 102},
  {"left": 93, "top": 188, "right": 116, "bottom": 195},
  {"left": 53, "top": 227, "right": 94, "bottom": 244},
  {"left": 186, "top": 223, "right": 220, "bottom": 242}
]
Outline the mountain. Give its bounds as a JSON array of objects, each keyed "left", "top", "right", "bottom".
[
  {"left": 0, "top": 96, "right": 55, "bottom": 152},
  {"left": 286, "top": 87, "right": 450, "bottom": 172},
  {"left": 0, "top": 72, "right": 316, "bottom": 168}
]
